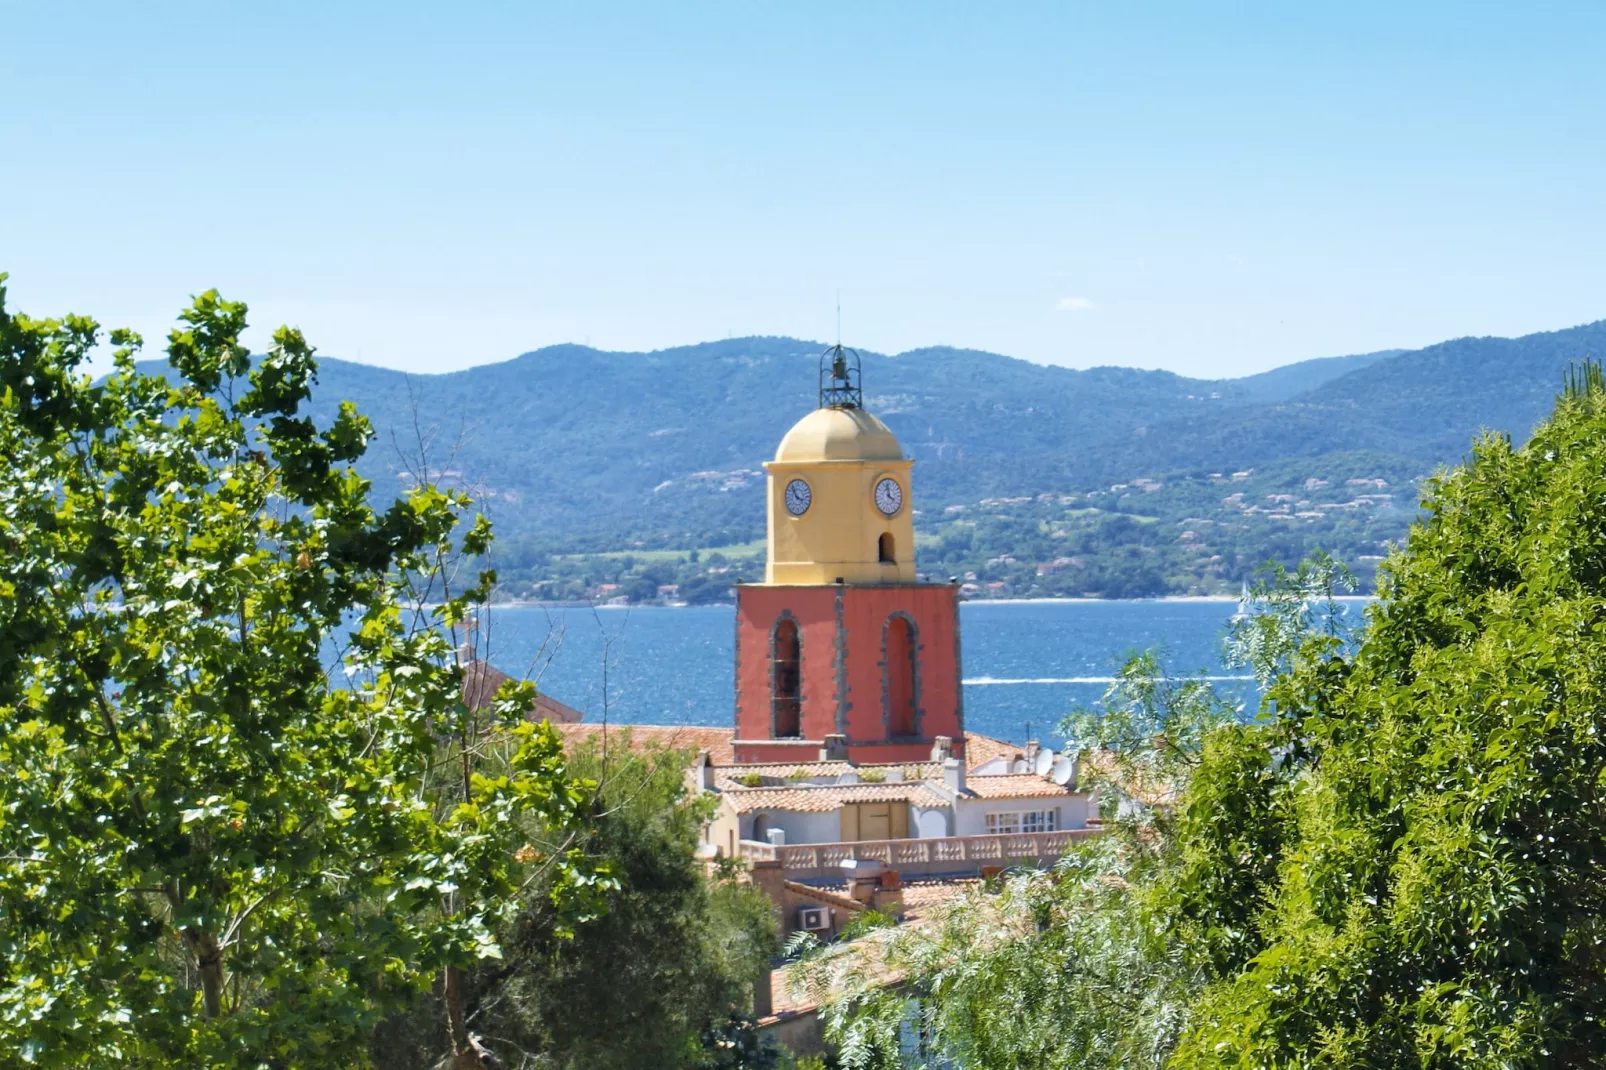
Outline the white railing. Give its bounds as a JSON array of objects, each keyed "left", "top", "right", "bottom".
[
  {"left": 737, "top": 829, "right": 1097, "bottom": 877},
  {"left": 738, "top": 840, "right": 780, "bottom": 862}
]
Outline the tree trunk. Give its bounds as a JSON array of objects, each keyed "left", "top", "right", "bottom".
[
  {"left": 443, "top": 964, "right": 470, "bottom": 1054},
  {"left": 438, "top": 964, "right": 501, "bottom": 1069},
  {"left": 183, "top": 928, "right": 225, "bottom": 1018}
]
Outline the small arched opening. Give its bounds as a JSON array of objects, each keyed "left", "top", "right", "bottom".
[
  {"left": 878, "top": 532, "right": 896, "bottom": 564},
  {"left": 884, "top": 614, "right": 917, "bottom": 738},
  {"left": 752, "top": 814, "right": 773, "bottom": 843},
  {"left": 772, "top": 617, "right": 802, "bottom": 738}
]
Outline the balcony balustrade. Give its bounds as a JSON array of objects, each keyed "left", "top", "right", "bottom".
[{"left": 736, "top": 828, "right": 1097, "bottom": 879}]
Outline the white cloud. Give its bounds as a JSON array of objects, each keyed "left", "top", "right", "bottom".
[{"left": 1055, "top": 297, "right": 1096, "bottom": 312}]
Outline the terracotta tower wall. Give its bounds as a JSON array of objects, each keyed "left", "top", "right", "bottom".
[{"left": 734, "top": 583, "right": 963, "bottom": 764}]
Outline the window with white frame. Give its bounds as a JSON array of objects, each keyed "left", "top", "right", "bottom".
[
  {"left": 1022, "top": 809, "right": 1058, "bottom": 833},
  {"left": 986, "top": 809, "right": 1058, "bottom": 834},
  {"left": 985, "top": 812, "right": 1019, "bottom": 834}
]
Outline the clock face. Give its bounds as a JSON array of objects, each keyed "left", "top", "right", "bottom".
[
  {"left": 874, "top": 477, "right": 903, "bottom": 516},
  {"left": 784, "top": 478, "right": 812, "bottom": 516}
]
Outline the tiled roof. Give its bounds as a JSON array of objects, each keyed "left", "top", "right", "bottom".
[
  {"left": 962, "top": 774, "right": 1075, "bottom": 799},
  {"left": 768, "top": 922, "right": 905, "bottom": 1021},
  {"left": 963, "top": 732, "right": 1023, "bottom": 766},
  {"left": 782, "top": 880, "right": 864, "bottom": 913},
  {"left": 766, "top": 964, "right": 818, "bottom": 1019},
  {"left": 530, "top": 693, "right": 585, "bottom": 725},
  {"left": 1079, "top": 748, "right": 1176, "bottom": 806},
  {"left": 553, "top": 723, "right": 737, "bottom": 764},
  {"left": 459, "top": 656, "right": 584, "bottom": 724},
  {"left": 898, "top": 878, "right": 979, "bottom": 923},
  {"left": 713, "top": 761, "right": 943, "bottom": 790},
  {"left": 724, "top": 782, "right": 950, "bottom": 814},
  {"left": 716, "top": 760, "right": 854, "bottom": 783},
  {"left": 548, "top": 725, "right": 1036, "bottom": 782}
]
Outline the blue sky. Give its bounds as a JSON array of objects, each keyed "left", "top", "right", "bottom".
[{"left": 4, "top": 2, "right": 1604, "bottom": 377}]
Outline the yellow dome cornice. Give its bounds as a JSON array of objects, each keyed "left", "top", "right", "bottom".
[
  {"left": 773, "top": 406, "right": 904, "bottom": 464},
  {"left": 762, "top": 344, "right": 917, "bottom": 586}
]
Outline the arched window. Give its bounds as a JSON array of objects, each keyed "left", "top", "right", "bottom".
[
  {"left": 752, "top": 814, "right": 772, "bottom": 843},
  {"left": 772, "top": 617, "right": 802, "bottom": 738},
  {"left": 884, "top": 615, "right": 917, "bottom": 738},
  {"left": 878, "top": 532, "right": 896, "bottom": 564}
]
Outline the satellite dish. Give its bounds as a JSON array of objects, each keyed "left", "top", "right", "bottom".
[
  {"left": 1034, "top": 748, "right": 1055, "bottom": 777},
  {"left": 1051, "top": 756, "right": 1076, "bottom": 786},
  {"left": 1011, "top": 758, "right": 1028, "bottom": 774}
]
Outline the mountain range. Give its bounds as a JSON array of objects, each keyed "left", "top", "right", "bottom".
[
  {"left": 280, "top": 320, "right": 1600, "bottom": 532},
  {"left": 133, "top": 316, "right": 1606, "bottom": 593}
]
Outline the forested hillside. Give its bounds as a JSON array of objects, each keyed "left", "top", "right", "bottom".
[{"left": 139, "top": 318, "right": 1606, "bottom": 598}]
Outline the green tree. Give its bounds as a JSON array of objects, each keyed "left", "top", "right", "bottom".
[
  {"left": 787, "top": 653, "right": 1243, "bottom": 1070},
  {"left": 790, "top": 563, "right": 1357, "bottom": 1069},
  {"left": 1223, "top": 550, "right": 1357, "bottom": 689},
  {"left": 1171, "top": 373, "right": 1606, "bottom": 1065},
  {"left": 371, "top": 733, "right": 780, "bottom": 1068},
  {"left": 0, "top": 280, "right": 603, "bottom": 1067}
]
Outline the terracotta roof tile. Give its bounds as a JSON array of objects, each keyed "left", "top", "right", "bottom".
[
  {"left": 962, "top": 773, "right": 1076, "bottom": 799},
  {"left": 724, "top": 782, "right": 950, "bottom": 814},
  {"left": 553, "top": 723, "right": 737, "bottom": 764},
  {"left": 713, "top": 761, "right": 943, "bottom": 790},
  {"left": 782, "top": 880, "right": 864, "bottom": 913},
  {"left": 963, "top": 732, "right": 1022, "bottom": 766},
  {"left": 459, "top": 656, "right": 584, "bottom": 724},
  {"left": 716, "top": 761, "right": 853, "bottom": 782},
  {"left": 897, "top": 878, "right": 979, "bottom": 923}
]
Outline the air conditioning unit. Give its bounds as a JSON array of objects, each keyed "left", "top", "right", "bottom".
[{"left": 797, "top": 906, "right": 829, "bottom": 931}]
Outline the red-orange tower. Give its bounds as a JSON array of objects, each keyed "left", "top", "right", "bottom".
[{"left": 733, "top": 346, "right": 963, "bottom": 763}]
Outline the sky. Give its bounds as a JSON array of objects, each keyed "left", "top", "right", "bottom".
[{"left": 4, "top": 2, "right": 1605, "bottom": 378}]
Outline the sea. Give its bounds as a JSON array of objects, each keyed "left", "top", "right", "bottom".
[{"left": 468, "top": 598, "right": 1338, "bottom": 747}]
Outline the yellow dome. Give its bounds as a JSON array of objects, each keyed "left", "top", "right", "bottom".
[{"left": 774, "top": 406, "right": 904, "bottom": 463}]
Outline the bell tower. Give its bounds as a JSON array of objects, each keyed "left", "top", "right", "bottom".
[
  {"left": 765, "top": 345, "right": 916, "bottom": 585},
  {"left": 733, "top": 345, "right": 964, "bottom": 763}
]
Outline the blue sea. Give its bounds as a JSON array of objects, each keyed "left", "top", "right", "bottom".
[{"left": 468, "top": 599, "right": 1325, "bottom": 746}]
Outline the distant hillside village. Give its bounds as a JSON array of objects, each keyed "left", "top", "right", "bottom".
[{"left": 496, "top": 460, "right": 1415, "bottom": 604}]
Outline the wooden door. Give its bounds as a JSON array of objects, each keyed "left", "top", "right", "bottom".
[
  {"left": 859, "top": 803, "right": 892, "bottom": 841},
  {"left": 843, "top": 802, "right": 910, "bottom": 841}
]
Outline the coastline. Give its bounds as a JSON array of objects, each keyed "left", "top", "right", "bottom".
[
  {"left": 488, "top": 593, "right": 1377, "bottom": 609},
  {"left": 976, "top": 594, "right": 1375, "bottom": 605}
]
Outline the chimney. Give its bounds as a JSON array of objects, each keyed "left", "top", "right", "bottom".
[
  {"left": 1025, "top": 740, "right": 1040, "bottom": 766},
  {"left": 820, "top": 734, "right": 849, "bottom": 761},
  {"left": 748, "top": 858, "right": 786, "bottom": 932},
  {"left": 840, "top": 858, "right": 884, "bottom": 904},
  {"left": 943, "top": 757, "right": 966, "bottom": 795},
  {"left": 930, "top": 735, "right": 954, "bottom": 762},
  {"left": 872, "top": 870, "right": 905, "bottom": 919}
]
